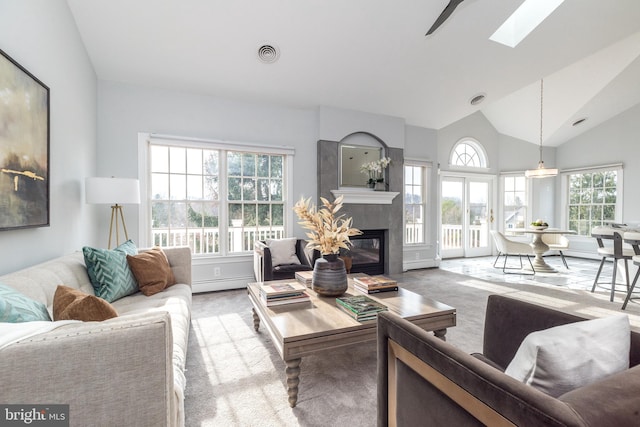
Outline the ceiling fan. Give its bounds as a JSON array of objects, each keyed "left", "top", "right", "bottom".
[{"left": 426, "top": 0, "right": 465, "bottom": 36}]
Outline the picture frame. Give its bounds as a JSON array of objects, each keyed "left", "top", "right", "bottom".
[{"left": 0, "top": 48, "right": 50, "bottom": 231}]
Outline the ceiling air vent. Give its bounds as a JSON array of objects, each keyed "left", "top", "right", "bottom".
[
  {"left": 469, "top": 93, "right": 486, "bottom": 106},
  {"left": 257, "top": 44, "right": 280, "bottom": 64},
  {"left": 572, "top": 117, "right": 587, "bottom": 126}
]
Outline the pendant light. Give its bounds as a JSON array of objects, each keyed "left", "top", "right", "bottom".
[{"left": 525, "top": 79, "right": 558, "bottom": 178}]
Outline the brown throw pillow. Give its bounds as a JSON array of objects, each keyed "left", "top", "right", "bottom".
[
  {"left": 126, "top": 247, "right": 176, "bottom": 296},
  {"left": 53, "top": 285, "right": 118, "bottom": 321}
]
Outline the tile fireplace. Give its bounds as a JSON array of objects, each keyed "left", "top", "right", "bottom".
[
  {"left": 349, "top": 229, "right": 385, "bottom": 275},
  {"left": 317, "top": 138, "right": 404, "bottom": 274}
]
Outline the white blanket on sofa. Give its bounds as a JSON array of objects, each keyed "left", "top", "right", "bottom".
[{"left": 0, "top": 320, "right": 80, "bottom": 351}]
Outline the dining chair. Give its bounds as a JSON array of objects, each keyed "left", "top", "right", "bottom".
[
  {"left": 490, "top": 230, "right": 535, "bottom": 274},
  {"left": 590, "top": 226, "right": 634, "bottom": 302},
  {"left": 541, "top": 231, "right": 570, "bottom": 268},
  {"left": 621, "top": 231, "right": 640, "bottom": 310}
]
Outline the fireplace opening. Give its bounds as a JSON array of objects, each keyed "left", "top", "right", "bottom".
[{"left": 348, "top": 229, "right": 385, "bottom": 275}]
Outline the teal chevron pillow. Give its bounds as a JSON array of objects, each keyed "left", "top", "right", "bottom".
[
  {"left": 83, "top": 240, "right": 139, "bottom": 303},
  {"left": 0, "top": 283, "right": 51, "bottom": 322}
]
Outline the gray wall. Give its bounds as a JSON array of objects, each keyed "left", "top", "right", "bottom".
[
  {"left": 317, "top": 140, "right": 404, "bottom": 274},
  {"left": 0, "top": 0, "right": 97, "bottom": 275}
]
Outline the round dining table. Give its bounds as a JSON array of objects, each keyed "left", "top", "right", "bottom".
[{"left": 511, "top": 228, "right": 576, "bottom": 273}]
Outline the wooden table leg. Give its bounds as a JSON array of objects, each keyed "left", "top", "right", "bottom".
[
  {"left": 252, "top": 308, "right": 260, "bottom": 331},
  {"left": 433, "top": 328, "right": 447, "bottom": 341},
  {"left": 285, "top": 358, "right": 301, "bottom": 408}
]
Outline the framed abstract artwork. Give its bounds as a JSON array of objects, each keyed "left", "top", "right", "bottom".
[{"left": 0, "top": 48, "right": 50, "bottom": 230}]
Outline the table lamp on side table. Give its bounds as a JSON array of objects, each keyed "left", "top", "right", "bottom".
[{"left": 85, "top": 177, "right": 141, "bottom": 249}]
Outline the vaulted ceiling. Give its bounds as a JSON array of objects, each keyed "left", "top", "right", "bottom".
[{"left": 67, "top": 0, "right": 640, "bottom": 147}]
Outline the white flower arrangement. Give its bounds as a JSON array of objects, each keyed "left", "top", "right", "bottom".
[{"left": 360, "top": 157, "right": 391, "bottom": 184}]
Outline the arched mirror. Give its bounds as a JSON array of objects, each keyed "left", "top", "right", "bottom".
[
  {"left": 340, "top": 145, "right": 382, "bottom": 187},
  {"left": 339, "top": 132, "right": 389, "bottom": 188}
]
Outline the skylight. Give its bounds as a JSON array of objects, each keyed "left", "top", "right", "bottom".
[{"left": 490, "top": 0, "right": 565, "bottom": 48}]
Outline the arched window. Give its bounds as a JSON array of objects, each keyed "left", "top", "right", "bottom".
[{"left": 450, "top": 139, "right": 487, "bottom": 168}]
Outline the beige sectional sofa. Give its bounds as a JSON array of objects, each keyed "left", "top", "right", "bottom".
[{"left": 0, "top": 247, "right": 192, "bottom": 427}]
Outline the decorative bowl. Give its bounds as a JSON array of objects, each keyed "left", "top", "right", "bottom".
[{"left": 531, "top": 225, "right": 548, "bottom": 230}]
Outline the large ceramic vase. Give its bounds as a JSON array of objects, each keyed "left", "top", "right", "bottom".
[{"left": 312, "top": 253, "right": 348, "bottom": 297}]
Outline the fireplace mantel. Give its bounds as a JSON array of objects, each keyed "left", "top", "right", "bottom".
[{"left": 330, "top": 188, "right": 399, "bottom": 204}]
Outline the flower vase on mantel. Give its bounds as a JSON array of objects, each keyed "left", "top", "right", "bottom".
[
  {"left": 374, "top": 179, "right": 385, "bottom": 191},
  {"left": 312, "top": 253, "right": 348, "bottom": 297}
]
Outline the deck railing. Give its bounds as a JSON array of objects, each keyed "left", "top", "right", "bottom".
[
  {"left": 441, "top": 224, "right": 487, "bottom": 250},
  {"left": 152, "top": 226, "right": 285, "bottom": 255},
  {"left": 152, "top": 224, "right": 487, "bottom": 254}
]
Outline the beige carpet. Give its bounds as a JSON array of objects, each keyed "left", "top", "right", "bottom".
[{"left": 184, "top": 260, "right": 640, "bottom": 426}]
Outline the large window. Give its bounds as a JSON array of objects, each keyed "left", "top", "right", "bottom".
[
  {"left": 147, "top": 137, "right": 292, "bottom": 255},
  {"left": 404, "top": 162, "right": 429, "bottom": 244},
  {"left": 567, "top": 168, "right": 620, "bottom": 236},
  {"left": 503, "top": 175, "right": 527, "bottom": 233}
]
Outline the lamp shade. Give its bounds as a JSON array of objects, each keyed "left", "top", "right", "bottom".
[{"left": 85, "top": 177, "right": 141, "bottom": 205}]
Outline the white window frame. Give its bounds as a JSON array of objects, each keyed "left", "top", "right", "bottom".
[
  {"left": 560, "top": 163, "right": 624, "bottom": 237},
  {"left": 403, "top": 160, "right": 430, "bottom": 246},
  {"left": 137, "top": 133, "right": 295, "bottom": 257},
  {"left": 499, "top": 172, "right": 532, "bottom": 236},
  {"left": 449, "top": 137, "right": 489, "bottom": 171}
]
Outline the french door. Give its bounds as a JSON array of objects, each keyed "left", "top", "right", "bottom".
[{"left": 440, "top": 175, "right": 494, "bottom": 258}]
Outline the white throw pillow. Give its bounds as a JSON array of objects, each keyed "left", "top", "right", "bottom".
[
  {"left": 266, "top": 238, "right": 301, "bottom": 267},
  {"left": 505, "top": 314, "right": 630, "bottom": 397}
]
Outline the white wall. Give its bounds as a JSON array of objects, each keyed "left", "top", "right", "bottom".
[
  {"left": 97, "top": 80, "right": 318, "bottom": 291},
  {"left": 437, "top": 111, "right": 500, "bottom": 174},
  {"left": 498, "top": 133, "right": 557, "bottom": 224},
  {"left": 557, "top": 103, "right": 640, "bottom": 223},
  {"left": 318, "top": 106, "right": 405, "bottom": 147},
  {"left": 555, "top": 103, "right": 640, "bottom": 256},
  {"left": 0, "top": 0, "right": 97, "bottom": 275}
]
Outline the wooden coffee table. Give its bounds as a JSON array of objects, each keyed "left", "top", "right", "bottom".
[{"left": 247, "top": 278, "right": 456, "bottom": 407}]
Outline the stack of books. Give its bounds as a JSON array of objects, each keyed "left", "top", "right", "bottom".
[
  {"left": 260, "top": 282, "right": 310, "bottom": 307},
  {"left": 353, "top": 275, "right": 398, "bottom": 294},
  {"left": 335, "top": 295, "right": 388, "bottom": 322},
  {"left": 295, "top": 270, "right": 313, "bottom": 287}
]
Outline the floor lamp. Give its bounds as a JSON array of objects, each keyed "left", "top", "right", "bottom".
[{"left": 86, "top": 177, "right": 141, "bottom": 249}]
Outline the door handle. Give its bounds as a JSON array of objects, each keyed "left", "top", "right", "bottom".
[{"left": 490, "top": 209, "right": 494, "bottom": 223}]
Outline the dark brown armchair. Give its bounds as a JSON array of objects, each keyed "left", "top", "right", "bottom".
[
  {"left": 377, "top": 295, "right": 640, "bottom": 426},
  {"left": 253, "top": 239, "right": 315, "bottom": 282}
]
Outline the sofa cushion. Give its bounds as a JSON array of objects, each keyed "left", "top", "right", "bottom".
[
  {"left": 83, "top": 240, "right": 139, "bottom": 303},
  {"left": 267, "top": 238, "right": 301, "bottom": 266},
  {"left": 53, "top": 285, "right": 118, "bottom": 322},
  {"left": 127, "top": 248, "right": 176, "bottom": 296},
  {"left": 505, "top": 314, "right": 630, "bottom": 397},
  {"left": 0, "top": 283, "right": 51, "bottom": 323}
]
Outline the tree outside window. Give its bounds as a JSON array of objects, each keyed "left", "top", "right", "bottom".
[
  {"left": 568, "top": 170, "right": 617, "bottom": 236},
  {"left": 149, "top": 143, "right": 286, "bottom": 255}
]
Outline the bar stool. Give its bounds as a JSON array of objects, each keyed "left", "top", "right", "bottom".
[
  {"left": 590, "top": 226, "right": 634, "bottom": 302},
  {"left": 622, "top": 232, "right": 640, "bottom": 310}
]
